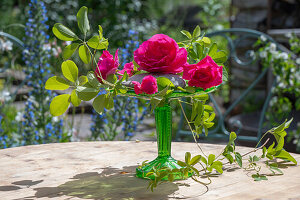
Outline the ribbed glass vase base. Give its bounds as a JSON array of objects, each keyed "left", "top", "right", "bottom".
[{"left": 136, "top": 155, "right": 190, "bottom": 180}]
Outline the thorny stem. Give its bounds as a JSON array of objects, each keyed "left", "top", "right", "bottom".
[{"left": 178, "top": 100, "right": 207, "bottom": 157}]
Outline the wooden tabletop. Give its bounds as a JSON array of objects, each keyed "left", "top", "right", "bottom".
[{"left": 0, "top": 141, "right": 300, "bottom": 200}]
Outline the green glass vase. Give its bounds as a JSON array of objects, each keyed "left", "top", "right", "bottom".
[{"left": 136, "top": 100, "right": 187, "bottom": 180}]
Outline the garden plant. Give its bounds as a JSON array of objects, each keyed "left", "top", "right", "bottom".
[{"left": 44, "top": 6, "right": 297, "bottom": 191}]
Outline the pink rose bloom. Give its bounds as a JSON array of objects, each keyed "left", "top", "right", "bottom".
[
  {"left": 183, "top": 56, "right": 223, "bottom": 90},
  {"left": 119, "top": 62, "right": 134, "bottom": 77},
  {"left": 132, "top": 75, "right": 158, "bottom": 95},
  {"left": 132, "top": 81, "right": 142, "bottom": 94},
  {"left": 134, "top": 34, "right": 187, "bottom": 74},
  {"left": 141, "top": 75, "right": 158, "bottom": 94},
  {"left": 95, "top": 50, "right": 119, "bottom": 82}
]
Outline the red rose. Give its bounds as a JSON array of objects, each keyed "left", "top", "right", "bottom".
[
  {"left": 183, "top": 56, "right": 223, "bottom": 90},
  {"left": 95, "top": 50, "right": 119, "bottom": 82},
  {"left": 119, "top": 62, "right": 134, "bottom": 77},
  {"left": 134, "top": 34, "right": 187, "bottom": 74},
  {"left": 132, "top": 81, "right": 142, "bottom": 94},
  {"left": 132, "top": 75, "right": 158, "bottom": 95}
]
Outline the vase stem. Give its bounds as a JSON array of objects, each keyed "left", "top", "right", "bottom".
[
  {"left": 155, "top": 101, "right": 172, "bottom": 157},
  {"left": 136, "top": 100, "right": 190, "bottom": 180}
]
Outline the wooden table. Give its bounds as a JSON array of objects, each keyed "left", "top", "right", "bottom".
[{"left": 0, "top": 141, "right": 300, "bottom": 200}]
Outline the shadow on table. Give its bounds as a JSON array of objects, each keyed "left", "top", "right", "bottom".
[
  {"left": 0, "top": 180, "right": 43, "bottom": 191},
  {"left": 33, "top": 165, "right": 180, "bottom": 200}
]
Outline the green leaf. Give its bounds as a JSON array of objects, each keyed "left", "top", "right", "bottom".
[
  {"left": 105, "top": 74, "right": 117, "bottom": 85},
  {"left": 200, "top": 156, "right": 207, "bottom": 165},
  {"left": 50, "top": 94, "right": 70, "bottom": 116},
  {"left": 194, "top": 115, "right": 203, "bottom": 127},
  {"left": 156, "top": 85, "right": 170, "bottom": 97},
  {"left": 195, "top": 42, "right": 204, "bottom": 59},
  {"left": 285, "top": 118, "right": 293, "bottom": 129},
  {"left": 177, "top": 160, "right": 187, "bottom": 167},
  {"left": 77, "top": 6, "right": 90, "bottom": 36},
  {"left": 212, "top": 50, "right": 227, "bottom": 63},
  {"left": 76, "top": 85, "right": 99, "bottom": 101},
  {"left": 78, "top": 45, "right": 91, "bottom": 64},
  {"left": 189, "top": 155, "right": 201, "bottom": 166},
  {"left": 253, "top": 155, "right": 260, "bottom": 162},
  {"left": 70, "top": 90, "right": 81, "bottom": 106},
  {"left": 224, "top": 154, "right": 234, "bottom": 164},
  {"left": 222, "top": 67, "right": 228, "bottom": 82},
  {"left": 208, "top": 43, "right": 217, "bottom": 57},
  {"left": 274, "top": 119, "right": 287, "bottom": 134},
  {"left": 181, "top": 30, "right": 192, "bottom": 39},
  {"left": 204, "top": 122, "right": 214, "bottom": 128},
  {"left": 228, "top": 145, "right": 234, "bottom": 152},
  {"left": 204, "top": 105, "right": 214, "bottom": 112},
  {"left": 193, "top": 93, "right": 209, "bottom": 101},
  {"left": 61, "top": 60, "right": 78, "bottom": 82},
  {"left": 190, "top": 166, "right": 200, "bottom": 176},
  {"left": 185, "top": 152, "right": 191, "bottom": 164},
  {"left": 78, "top": 75, "right": 88, "bottom": 86},
  {"left": 275, "top": 136, "right": 284, "bottom": 151},
  {"left": 52, "top": 23, "right": 78, "bottom": 41},
  {"left": 45, "top": 76, "right": 69, "bottom": 90},
  {"left": 207, "top": 112, "right": 215, "bottom": 122},
  {"left": 157, "top": 77, "right": 174, "bottom": 90},
  {"left": 274, "top": 149, "right": 297, "bottom": 164},
  {"left": 119, "top": 70, "right": 128, "bottom": 83},
  {"left": 185, "top": 86, "right": 195, "bottom": 93},
  {"left": 98, "top": 25, "right": 103, "bottom": 37},
  {"left": 207, "top": 166, "right": 213, "bottom": 172},
  {"left": 62, "top": 43, "right": 80, "bottom": 60},
  {"left": 105, "top": 94, "right": 114, "bottom": 110},
  {"left": 168, "top": 174, "right": 174, "bottom": 182},
  {"left": 197, "top": 101, "right": 203, "bottom": 116},
  {"left": 87, "top": 71, "right": 101, "bottom": 88},
  {"left": 132, "top": 60, "right": 140, "bottom": 70},
  {"left": 191, "top": 103, "right": 198, "bottom": 121},
  {"left": 229, "top": 132, "right": 237, "bottom": 144},
  {"left": 204, "top": 126, "right": 209, "bottom": 136},
  {"left": 92, "top": 94, "right": 106, "bottom": 114},
  {"left": 252, "top": 174, "right": 268, "bottom": 181},
  {"left": 87, "top": 36, "right": 108, "bottom": 50},
  {"left": 208, "top": 154, "right": 215, "bottom": 166},
  {"left": 211, "top": 161, "right": 223, "bottom": 174},
  {"left": 235, "top": 152, "right": 243, "bottom": 167},
  {"left": 150, "top": 97, "right": 162, "bottom": 113},
  {"left": 192, "top": 25, "right": 201, "bottom": 39}
]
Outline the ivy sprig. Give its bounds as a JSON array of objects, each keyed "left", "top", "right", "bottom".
[{"left": 141, "top": 102, "right": 297, "bottom": 190}]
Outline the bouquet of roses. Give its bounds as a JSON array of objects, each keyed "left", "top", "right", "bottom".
[
  {"left": 45, "top": 6, "right": 296, "bottom": 190},
  {"left": 45, "top": 6, "right": 227, "bottom": 117}
]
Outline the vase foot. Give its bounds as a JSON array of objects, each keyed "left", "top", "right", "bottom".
[{"left": 136, "top": 156, "right": 190, "bottom": 180}]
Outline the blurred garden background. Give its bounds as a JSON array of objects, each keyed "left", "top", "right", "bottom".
[{"left": 0, "top": 0, "right": 299, "bottom": 152}]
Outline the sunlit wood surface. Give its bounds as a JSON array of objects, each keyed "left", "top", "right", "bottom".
[{"left": 0, "top": 141, "right": 300, "bottom": 200}]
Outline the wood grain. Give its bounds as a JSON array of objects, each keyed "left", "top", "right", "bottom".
[{"left": 0, "top": 141, "right": 299, "bottom": 200}]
